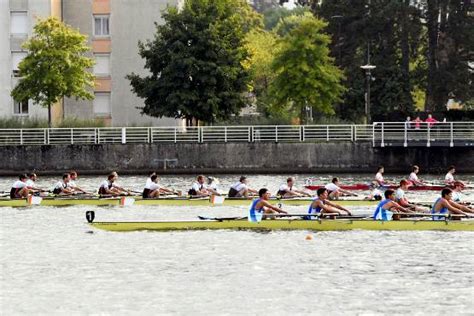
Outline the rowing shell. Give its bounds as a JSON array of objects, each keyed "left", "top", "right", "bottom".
[
  {"left": 0, "top": 197, "right": 380, "bottom": 207},
  {"left": 89, "top": 219, "right": 474, "bottom": 232},
  {"left": 305, "top": 184, "right": 451, "bottom": 191}
]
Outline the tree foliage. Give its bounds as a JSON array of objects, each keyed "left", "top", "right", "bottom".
[
  {"left": 11, "top": 17, "right": 94, "bottom": 127},
  {"left": 269, "top": 14, "right": 345, "bottom": 123},
  {"left": 127, "top": 0, "right": 252, "bottom": 125}
]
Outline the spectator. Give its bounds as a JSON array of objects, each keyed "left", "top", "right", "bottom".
[
  {"left": 425, "top": 114, "right": 438, "bottom": 128},
  {"left": 405, "top": 116, "right": 412, "bottom": 129},
  {"left": 413, "top": 116, "right": 422, "bottom": 129}
]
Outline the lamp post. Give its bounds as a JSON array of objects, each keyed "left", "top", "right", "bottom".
[{"left": 360, "top": 64, "right": 376, "bottom": 124}]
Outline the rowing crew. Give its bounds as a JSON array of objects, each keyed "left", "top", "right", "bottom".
[
  {"left": 374, "top": 164, "right": 464, "bottom": 187},
  {"left": 248, "top": 187, "right": 473, "bottom": 221},
  {"left": 10, "top": 171, "right": 87, "bottom": 198}
]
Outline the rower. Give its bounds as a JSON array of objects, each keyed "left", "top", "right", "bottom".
[
  {"left": 277, "top": 177, "right": 311, "bottom": 198},
  {"left": 373, "top": 165, "right": 390, "bottom": 187},
  {"left": 451, "top": 181, "right": 468, "bottom": 204},
  {"left": 373, "top": 189, "right": 413, "bottom": 221},
  {"left": 324, "top": 177, "right": 357, "bottom": 200},
  {"left": 444, "top": 165, "right": 457, "bottom": 185},
  {"left": 248, "top": 188, "right": 287, "bottom": 222},
  {"left": 431, "top": 188, "right": 470, "bottom": 220},
  {"left": 10, "top": 174, "right": 32, "bottom": 199},
  {"left": 188, "top": 175, "right": 210, "bottom": 197},
  {"left": 26, "top": 173, "right": 46, "bottom": 195},
  {"left": 206, "top": 177, "right": 221, "bottom": 196},
  {"left": 69, "top": 170, "right": 88, "bottom": 194},
  {"left": 143, "top": 174, "right": 178, "bottom": 198},
  {"left": 53, "top": 173, "right": 74, "bottom": 195},
  {"left": 108, "top": 171, "right": 133, "bottom": 195},
  {"left": 145, "top": 171, "right": 156, "bottom": 189},
  {"left": 228, "top": 176, "right": 258, "bottom": 198},
  {"left": 306, "top": 188, "right": 352, "bottom": 218},
  {"left": 408, "top": 165, "right": 423, "bottom": 186},
  {"left": 99, "top": 173, "right": 123, "bottom": 196},
  {"left": 395, "top": 180, "right": 427, "bottom": 212}
]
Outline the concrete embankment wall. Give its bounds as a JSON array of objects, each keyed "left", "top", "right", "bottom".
[{"left": 0, "top": 143, "right": 472, "bottom": 175}]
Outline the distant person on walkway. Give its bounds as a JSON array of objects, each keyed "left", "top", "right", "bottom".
[
  {"left": 425, "top": 114, "right": 438, "bottom": 128},
  {"left": 413, "top": 116, "right": 422, "bottom": 129},
  {"left": 277, "top": 177, "right": 311, "bottom": 198},
  {"left": 405, "top": 116, "right": 412, "bottom": 129},
  {"left": 228, "top": 176, "right": 258, "bottom": 198}
]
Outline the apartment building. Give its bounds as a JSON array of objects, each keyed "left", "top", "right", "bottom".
[{"left": 1, "top": 0, "right": 180, "bottom": 126}]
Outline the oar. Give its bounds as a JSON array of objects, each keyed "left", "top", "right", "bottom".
[{"left": 198, "top": 214, "right": 366, "bottom": 221}]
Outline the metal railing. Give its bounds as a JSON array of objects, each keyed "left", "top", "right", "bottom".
[
  {"left": 373, "top": 122, "right": 474, "bottom": 147},
  {"left": 0, "top": 123, "right": 472, "bottom": 146}
]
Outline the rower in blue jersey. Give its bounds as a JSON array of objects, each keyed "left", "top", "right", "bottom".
[
  {"left": 248, "top": 188, "right": 287, "bottom": 222},
  {"left": 305, "top": 188, "right": 352, "bottom": 220},
  {"left": 431, "top": 188, "right": 471, "bottom": 220},
  {"left": 373, "top": 189, "right": 412, "bottom": 221}
]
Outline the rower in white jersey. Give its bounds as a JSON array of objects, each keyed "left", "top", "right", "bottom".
[
  {"left": 69, "top": 170, "right": 88, "bottom": 194},
  {"left": 277, "top": 177, "right": 311, "bottom": 198},
  {"left": 145, "top": 171, "right": 156, "bottom": 189},
  {"left": 188, "top": 175, "right": 210, "bottom": 197},
  {"left": 228, "top": 176, "right": 258, "bottom": 198},
  {"left": 206, "top": 177, "right": 221, "bottom": 196},
  {"left": 99, "top": 172, "right": 132, "bottom": 196},
  {"left": 324, "top": 177, "right": 357, "bottom": 200},
  {"left": 142, "top": 174, "right": 179, "bottom": 198},
  {"left": 395, "top": 180, "right": 427, "bottom": 212},
  {"left": 444, "top": 165, "right": 456, "bottom": 185},
  {"left": 408, "top": 165, "right": 424, "bottom": 186},
  {"left": 373, "top": 166, "right": 391, "bottom": 187},
  {"left": 52, "top": 173, "right": 74, "bottom": 195},
  {"left": 10, "top": 174, "right": 33, "bottom": 199}
]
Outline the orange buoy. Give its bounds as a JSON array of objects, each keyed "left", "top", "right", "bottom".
[{"left": 305, "top": 234, "right": 313, "bottom": 240}]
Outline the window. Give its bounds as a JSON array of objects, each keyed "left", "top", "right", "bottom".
[
  {"left": 93, "top": 93, "right": 111, "bottom": 115},
  {"left": 11, "top": 12, "right": 28, "bottom": 35},
  {"left": 94, "top": 15, "right": 110, "bottom": 37},
  {"left": 13, "top": 99, "right": 29, "bottom": 115},
  {"left": 12, "top": 52, "right": 27, "bottom": 76},
  {"left": 93, "top": 54, "right": 110, "bottom": 76}
]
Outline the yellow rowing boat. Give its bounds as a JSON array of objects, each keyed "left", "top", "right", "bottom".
[
  {"left": 0, "top": 196, "right": 380, "bottom": 207},
  {"left": 89, "top": 219, "right": 474, "bottom": 232}
]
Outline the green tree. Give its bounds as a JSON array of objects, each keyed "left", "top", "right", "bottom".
[
  {"left": 269, "top": 14, "right": 345, "bottom": 123},
  {"left": 262, "top": 6, "right": 310, "bottom": 31},
  {"left": 11, "top": 17, "right": 94, "bottom": 127},
  {"left": 243, "top": 29, "right": 279, "bottom": 111},
  {"left": 127, "top": 0, "right": 252, "bottom": 125}
]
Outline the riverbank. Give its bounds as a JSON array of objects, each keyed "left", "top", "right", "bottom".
[{"left": 0, "top": 142, "right": 472, "bottom": 175}]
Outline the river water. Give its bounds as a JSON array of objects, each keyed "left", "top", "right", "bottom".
[{"left": 1, "top": 174, "right": 473, "bottom": 315}]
